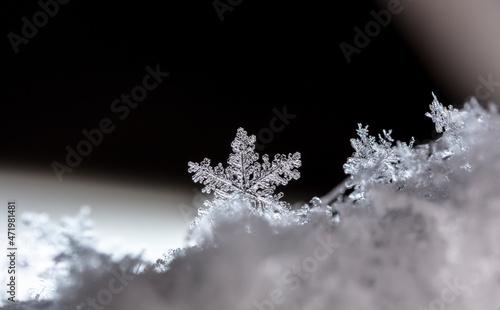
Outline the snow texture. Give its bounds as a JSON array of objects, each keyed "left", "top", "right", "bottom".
[{"left": 2, "top": 95, "right": 500, "bottom": 310}]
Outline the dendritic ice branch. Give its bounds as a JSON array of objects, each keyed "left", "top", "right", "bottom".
[
  {"left": 341, "top": 94, "right": 497, "bottom": 207},
  {"left": 188, "top": 128, "right": 301, "bottom": 209},
  {"left": 425, "top": 92, "right": 463, "bottom": 133},
  {"left": 343, "top": 124, "right": 414, "bottom": 202}
]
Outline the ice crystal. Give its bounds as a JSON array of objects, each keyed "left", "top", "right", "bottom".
[
  {"left": 341, "top": 94, "right": 498, "bottom": 207},
  {"left": 145, "top": 248, "right": 185, "bottom": 273},
  {"left": 425, "top": 92, "right": 460, "bottom": 133},
  {"left": 343, "top": 124, "right": 414, "bottom": 202},
  {"left": 188, "top": 127, "right": 301, "bottom": 210}
]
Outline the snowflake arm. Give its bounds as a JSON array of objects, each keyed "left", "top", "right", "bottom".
[
  {"left": 249, "top": 153, "right": 301, "bottom": 193},
  {"left": 188, "top": 159, "right": 239, "bottom": 194}
]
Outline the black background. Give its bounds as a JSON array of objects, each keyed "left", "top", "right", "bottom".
[{"left": 1, "top": 0, "right": 450, "bottom": 198}]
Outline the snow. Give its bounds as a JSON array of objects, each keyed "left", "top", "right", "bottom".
[{"left": 3, "top": 95, "right": 500, "bottom": 310}]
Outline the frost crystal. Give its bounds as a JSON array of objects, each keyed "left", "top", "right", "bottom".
[
  {"left": 145, "top": 248, "right": 186, "bottom": 273},
  {"left": 343, "top": 124, "right": 414, "bottom": 202},
  {"left": 188, "top": 127, "right": 301, "bottom": 210},
  {"left": 425, "top": 92, "right": 460, "bottom": 133},
  {"left": 341, "top": 94, "right": 497, "bottom": 207}
]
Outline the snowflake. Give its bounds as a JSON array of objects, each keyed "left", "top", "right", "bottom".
[
  {"left": 343, "top": 124, "right": 397, "bottom": 178},
  {"left": 425, "top": 93, "right": 458, "bottom": 133},
  {"left": 188, "top": 127, "right": 301, "bottom": 210},
  {"left": 340, "top": 94, "right": 494, "bottom": 207},
  {"left": 343, "top": 124, "right": 414, "bottom": 203}
]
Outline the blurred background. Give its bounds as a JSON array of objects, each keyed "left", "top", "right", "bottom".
[{"left": 1, "top": 0, "right": 491, "bottom": 260}]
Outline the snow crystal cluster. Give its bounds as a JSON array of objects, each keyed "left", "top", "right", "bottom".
[{"left": 3, "top": 95, "right": 500, "bottom": 310}]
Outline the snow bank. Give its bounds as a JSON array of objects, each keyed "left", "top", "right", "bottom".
[{"left": 3, "top": 96, "right": 500, "bottom": 310}]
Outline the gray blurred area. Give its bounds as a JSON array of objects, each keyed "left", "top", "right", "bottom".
[
  {"left": 373, "top": 0, "right": 500, "bottom": 105},
  {"left": 0, "top": 164, "right": 189, "bottom": 262}
]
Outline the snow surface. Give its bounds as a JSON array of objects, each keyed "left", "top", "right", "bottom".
[{"left": 2, "top": 96, "right": 500, "bottom": 310}]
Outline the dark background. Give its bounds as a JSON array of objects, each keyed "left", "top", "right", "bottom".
[{"left": 0, "top": 0, "right": 452, "bottom": 199}]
